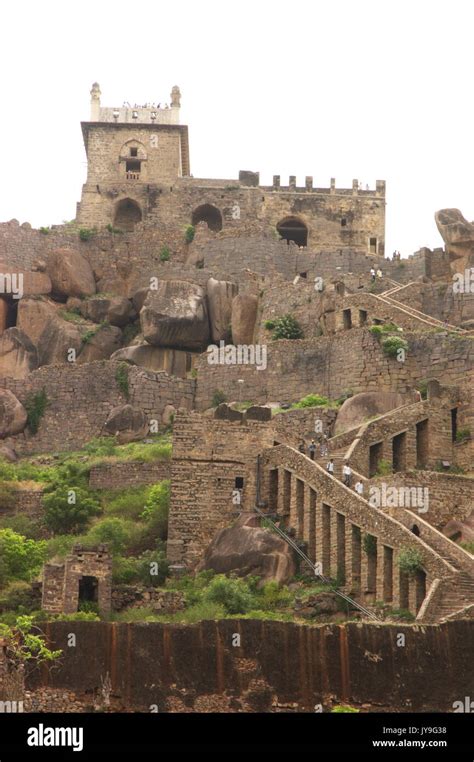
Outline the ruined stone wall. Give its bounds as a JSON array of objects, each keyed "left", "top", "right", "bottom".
[
  {"left": 89, "top": 460, "right": 171, "bottom": 490},
  {"left": 0, "top": 361, "right": 195, "bottom": 454},
  {"left": 370, "top": 471, "right": 474, "bottom": 530},
  {"left": 194, "top": 330, "right": 474, "bottom": 410},
  {"left": 27, "top": 619, "right": 474, "bottom": 712}
]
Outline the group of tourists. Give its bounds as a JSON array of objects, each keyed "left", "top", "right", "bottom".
[{"left": 297, "top": 438, "right": 365, "bottom": 497}]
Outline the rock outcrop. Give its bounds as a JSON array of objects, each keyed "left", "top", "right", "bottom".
[
  {"left": 110, "top": 344, "right": 190, "bottom": 376},
  {"left": 207, "top": 277, "right": 237, "bottom": 342},
  {"left": 80, "top": 296, "right": 135, "bottom": 327},
  {"left": 435, "top": 209, "right": 474, "bottom": 274},
  {"left": 140, "top": 280, "right": 210, "bottom": 350},
  {"left": 197, "top": 514, "right": 296, "bottom": 584},
  {"left": 334, "top": 391, "right": 411, "bottom": 435},
  {"left": 0, "top": 389, "right": 27, "bottom": 438},
  {"left": 0, "top": 328, "right": 38, "bottom": 379},
  {"left": 231, "top": 294, "right": 258, "bottom": 344},
  {"left": 46, "top": 248, "right": 96, "bottom": 300},
  {"left": 103, "top": 404, "right": 148, "bottom": 443}
]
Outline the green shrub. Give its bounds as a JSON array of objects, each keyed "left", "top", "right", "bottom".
[
  {"left": 398, "top": 547, "right": 424, "bottom": 576},
  {"left": 369, "top": 325, "right": 383, "bottom": 336},
  {"left": 211, "top": 389, "right": 227, "bottom": 407},
  {"left": 25, "top": 388, "right": 50, "bottom": 435},
  {"left": 264, "top": 320, "right": 276, "bottom": 330},
  {"left": 456, "top": 427, "right": 470, "bottom": 443},
  {"left": 331, "top": 705, "right": 360, "bottom": 713},
  {"left": 381, "top": 336, "right": 408, "bottom": 358},
  {"left": 204, "top": 575, "right": 253, "bottom": 615},
  {"left": 105, "top": 486, "right": 148, "bottom": 520},
  {"left": 140, "top": 481, "right": 170, "bottom": 541},
  {"left": 86, "top": 517, "right": 134, "bottom": 554},
  {"left": 0, "top": 482, "right": 17, "bottom": 510},
  {"left": 159, "top": 245, "right": 170, "bottom": 262},
  {"left": 83, "top": 437, "right": 117, "bottom": 458},
  {"left": 39, "top": 226, "right": 50, "bottom": 235},
  {"left": 43, "top": 487, "right": 101, "bottom": 534},
  {"left": 115, "top": 362, "right": 130, "bottom": 400},
  {"left": 293, "top": 393, "right": 329, "bottom": 409},
  {"left": 270, "top": 314, "right": 304, "bottom": 340},
  {"left": 375, "top": 458, "right": 392, "bottom": 476},
  {"left": 59, "top": 309, "right": 83, "bottom": 323},
  {"left": 0, "top": 529, "right": 47, "bottom": 586},
  {"left": 0, "top": 581, "right": 36, "bottom": 611},
  {"left": 184, "top": 224, "right": 195, "bottom": 243},
  {"left": 112, "top": 548, "right": 168, "bottom": 586},
  {"left": 53, "top": 611, "right": 100, "bottom": 621},
  {"left": 79, "top": 228, "right": 95, "bottom": 241}
]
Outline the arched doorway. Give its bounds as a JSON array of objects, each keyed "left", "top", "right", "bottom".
[
  {"left": 277, "top": 216, "right": 308, "bottom": 247},
  {"left": 192, "top": 204, "right": 223, "bottom": 232},
  {"left": 114, "top": 198, "right": 142, "bottom": 232}
]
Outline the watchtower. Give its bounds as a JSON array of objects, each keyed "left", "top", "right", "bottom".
[{"left": 76, "top": 83, "right": 190, "bottom": 230}]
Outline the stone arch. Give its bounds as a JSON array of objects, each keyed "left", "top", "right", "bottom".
[
  {"left": 277, "top": 216, "right": 308, "bottom": 247},
  {"left": 119, "top": 139, "right": 148, "bottom": 161},
  {"left": 113, "top": 198, "right": 142, "bottom": 232},
  {"left": 192, "top": 203, "right": 223, "bottom": 232}
]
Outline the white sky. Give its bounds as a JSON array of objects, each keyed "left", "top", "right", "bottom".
[{"left": 1, "top": 0, "right": 472, "bottom": 256}]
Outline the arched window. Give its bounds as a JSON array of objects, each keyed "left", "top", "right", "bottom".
[
  {"left": 277, "top": 216, "right": 308, "bottom": 247},
  {"left": 113, "top": 198, "right": 142, "bottom": 232},
  {"left": 192, "top": 204, "right": 223, "bottom": 232}
]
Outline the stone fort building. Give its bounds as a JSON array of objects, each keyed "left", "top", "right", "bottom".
[{"left": 77, "top": 83, "right": 386, "bottom": 255}]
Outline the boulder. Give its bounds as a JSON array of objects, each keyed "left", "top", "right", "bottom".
[
  {"left": 207, "top": 277, "right": 237, "bottom": 342},
  {"left": 0, "top": 328, "right": 38, "bottom": 379},
  {"left": 19, "top": 271, "right": 52, "bottom": 297},
  {"left": 196, "top": 514, "right": 296, "bottom": 584},
  {"left": 107, "top": 297, "right": 135, "bottom": 327},
  {"left": 110, "top": 345, "right": 189, "bottom": 377},
  {"left": 435, "top": 209, "right": 474, "bottom": 274},
  {"left": 231, "top": 294, "right": 258, "bottom": 344},
  {"left": 46, "top": 248, "right": 96, "bottom": 299},
  {"left": 76, "top": 325, "right": 123, "bottom": 364},
  {"left": 17, "top": 297, "right": 59, "bottom": 346},
  {"left": 0, "top": 445, "right": 18, "bottom": 462},
  {"left": 140, "top": 280, "right": 210, "bottom": 350},
  {"left": 131, "top": 287, "right": 150, "bottom": 313},
  {"left": 37, "top": 315, "right": 83, "bottom": 366},
  {"left": 103, "top": 404, "right": 148, "bottom": 443},
  {"left": 334, "top": 391, "right": 411, "bottom": 435},
  {"left": 0, "top": 390, "right": 27, "bottom": 439},
  {"left": 80, "top": 296, "right": 135, "bottom": 327}
]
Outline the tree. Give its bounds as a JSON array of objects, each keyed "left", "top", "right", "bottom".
[
  {"left": 0, "top": 529, "right": 47, "bottom": 586},
  {"left": 43, "top": 488, "right": 101, "bottom": 534}
]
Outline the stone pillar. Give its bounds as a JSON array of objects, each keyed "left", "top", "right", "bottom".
[
  {"left": 289, "top": 175, "right": 296, "bottom": 190},
  {"left": 90, "top": 82, "right": 101, "bottom": 121},
  {"left": 344, "top": 520, "right": 354, "bottom": 592},
  {"left": 330, "top": 508, "right": 338, "bottom": 579},
  {"left": 330, "top": 178, "right": 336, "bottom": 194},
  {"left": 376, "top": 545, "right": 385, "bottom": 602},
  {"left": 392, "top": 561, "right": 401, "bottom": 609},
  {"left": 314, "top": 499, "right": 324, "bottom": 573},
  {"left": 273, "top": 175, "right": 280, "bottom": 189},
  {"left": 305, "top": 176, "right": 313, "bottom": 191},
  {"left": 408, "top": 577, "right": 418, "bottom": 616},
  {"left": 289, "top": 473, "right": 297, "bottom": 529}
]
